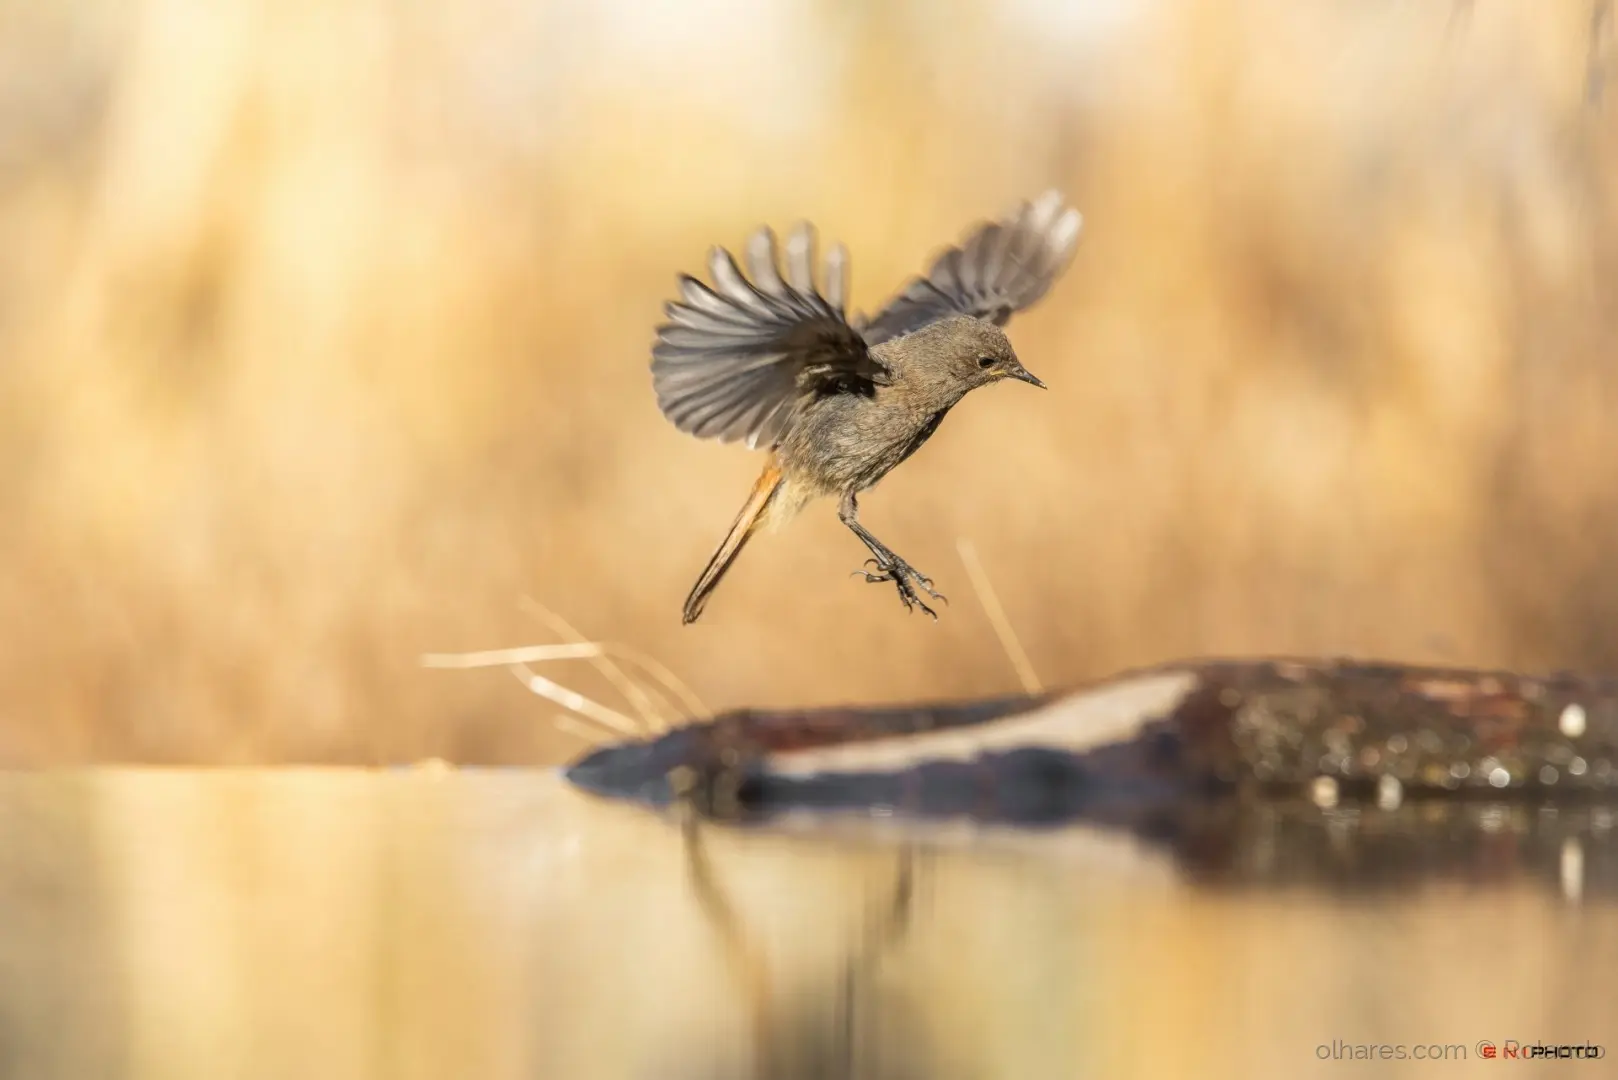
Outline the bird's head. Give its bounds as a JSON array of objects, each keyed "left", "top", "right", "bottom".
[{"left": 896, "top": 314, "right": 1046, "bottom": 398}]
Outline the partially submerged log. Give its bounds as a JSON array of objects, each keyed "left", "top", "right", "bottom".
[{"left": 565, "top": 657, "right": 1618, "bottom": 825}]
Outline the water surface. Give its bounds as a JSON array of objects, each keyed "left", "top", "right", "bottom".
[{"left": 0, "top": 769, "right": 1611, "bottom": 1079}]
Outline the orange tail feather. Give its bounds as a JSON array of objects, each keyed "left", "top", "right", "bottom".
[{"left": 682, "top": 464, "right": 784, "bottom": 624}]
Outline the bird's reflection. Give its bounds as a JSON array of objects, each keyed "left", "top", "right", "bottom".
[{"left": 673, "top": 807, "right": 933, "bottom": 1080}]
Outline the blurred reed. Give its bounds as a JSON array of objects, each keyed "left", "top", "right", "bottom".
[{"left": 1, "top": 0, "right": 1615, "bottom": 763}]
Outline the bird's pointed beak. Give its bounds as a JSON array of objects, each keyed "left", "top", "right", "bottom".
[{"left": 1008, "top": 365, "right": 1047, "bottom": 389}]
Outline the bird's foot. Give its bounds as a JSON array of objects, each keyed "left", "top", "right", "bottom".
[{"left": 852, "top": 556, "right": 947, "bottom": 619}]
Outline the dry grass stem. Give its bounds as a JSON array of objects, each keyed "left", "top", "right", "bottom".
[
  {"left": 956, "top": 538, "right": 1043, "bottom": 695},
  {"left": 507, "top": 663, "right": 644, "bottom": 737},
  {"left": 420, "top": 643, "right": 606, "bottom": 668},
  {"left": 520, "top": 597, "right": 674, "bottom": 732}
]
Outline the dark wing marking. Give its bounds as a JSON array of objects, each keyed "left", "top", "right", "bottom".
[
  {"left": 652, "top": 223, "right": 888, "bottom": 449},
  {"left": 857, "top": 191, "right": 1083, "bottom": 347}
]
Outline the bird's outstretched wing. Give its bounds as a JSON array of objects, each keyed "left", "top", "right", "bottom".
[
  {"left": 652, "top": 224, "right": 888, "bottom": 449},
  {"left": 857, "top": 191, "right": 1083, "bottom": 347}
]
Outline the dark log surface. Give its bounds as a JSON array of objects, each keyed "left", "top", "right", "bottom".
[{"left": 566, "top": 657, "right": 1618, "bottom": 822}]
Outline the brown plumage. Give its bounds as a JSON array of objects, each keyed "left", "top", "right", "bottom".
[{"left": 652, "top": 192, "right": 1084, "bottom": 624}]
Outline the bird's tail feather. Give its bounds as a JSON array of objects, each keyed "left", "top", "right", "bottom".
[{"left": 682, "top": 463, "right": 783, "bottom": 624}]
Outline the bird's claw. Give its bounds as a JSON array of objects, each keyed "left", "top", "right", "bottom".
[
  {"left": 853, "top": 555, "right": 947, "bottom": 619},
  {"left": 861, "top": 557, "right": 941, "bottom": 593}
]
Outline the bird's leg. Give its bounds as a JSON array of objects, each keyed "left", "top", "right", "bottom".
[{"left": 836, "top": 492, "right": 947, "bottom": 618}]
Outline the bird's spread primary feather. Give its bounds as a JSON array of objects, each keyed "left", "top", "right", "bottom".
[
  {"left": 857, "top": 190, "right": 1083, "bottom": 345},
  {"left": 652, "top": 225, "right": 882, "bottom": 450},
  {"left": 650, "top": 192, "right": 1082, "bottom": 452}
]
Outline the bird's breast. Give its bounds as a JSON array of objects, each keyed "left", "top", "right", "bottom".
[{"left": 779, "top": 394, "right": 951, "bottom": 495}]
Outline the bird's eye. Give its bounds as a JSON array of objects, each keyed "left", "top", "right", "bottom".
[{"left": 977, "top": 356, "right": 996, "bottom": 369}]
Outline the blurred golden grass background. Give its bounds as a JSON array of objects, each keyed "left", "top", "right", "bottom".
[{"left": 2, "top": 0, "right": 1616, "bottom": 764}]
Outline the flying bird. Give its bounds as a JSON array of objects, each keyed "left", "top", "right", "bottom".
[{"left": 652, "top": 192, "right": 1083, "bottom": 624}]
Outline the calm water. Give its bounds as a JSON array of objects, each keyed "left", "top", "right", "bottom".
[{"left": 0, "top": 768, "right": 1613, "bottom": 1079}]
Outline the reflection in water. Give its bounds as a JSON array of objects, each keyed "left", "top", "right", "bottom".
[
  {"left": 751, "top": 795, "right": 1618, "bottom": 900},
  {"left": 0, "top": 770, "right": 1614, "bottom": 1080},
  {"left": 670, "top": 790, "right": 1618, "bottom": 1078},
  {"left": 1167, "top": 797, "right": 1618, "bottom": 897},
  {"left": 675, "top": 811, "right": 928, "bottom": 1080}
]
